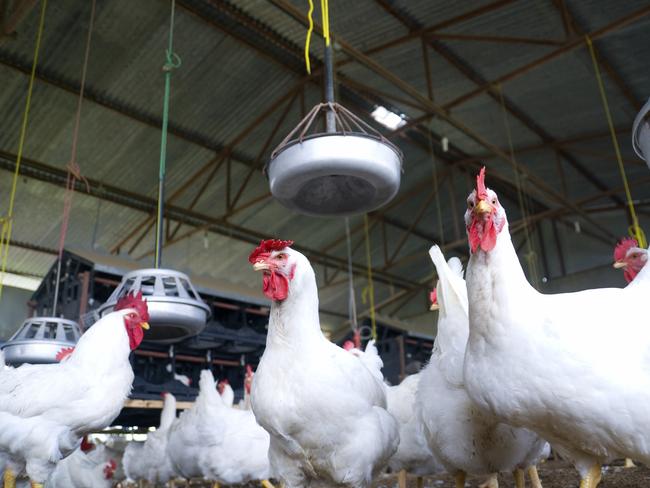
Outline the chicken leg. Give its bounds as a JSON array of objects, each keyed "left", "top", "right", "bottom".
[
  {"left": 527, "top": 465, "right": 542, "bottom": 488},
  {"left": 29, "top": 483, "right": 43, "bottom": 488},
  {"left": 261, "top": 481, "right": 276, "bottom": 488},
  {"left": 455, "top": 471, "right": 466, "bottom": 488},
  {"left": 624, "top": 458, "right": 636, "bottom": 468},
  {"left": 579, "top": 464, "right": 602, "bottom": 488},
  {"left": 513, "top": 469, "right": 525, "bottom": 488},
  {"left": 3, "top": 469, "right": 16, "bottom": 488},
  {"left": 397, "top": 469, "right": 407, "bottom": 488}
]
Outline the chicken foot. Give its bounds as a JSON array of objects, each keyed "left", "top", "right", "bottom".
[
  {"left": 261, "top": 480, "right": 276, "bottom": 488},
  {"left": 3, "top": 469, "right": 16, "bottom": 488},
  {"left": 478, "top": 473, "right": 498, "bottom": 488},
  {"left": 624, "top": 458, "right": 636, "bottom": 468},
  {"left": 528, "top": 465, "right": 542, "bottom": 488},
  {"left": 29, "top": 483, "right": 43, "bottom": 488},
  {"left": 579, "top": 464, "right": 602, "bottom": 488}
]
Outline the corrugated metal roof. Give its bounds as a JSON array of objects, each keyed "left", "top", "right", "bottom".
[{"left": 0, "top": 0, "right": 649, "bottom": 331}]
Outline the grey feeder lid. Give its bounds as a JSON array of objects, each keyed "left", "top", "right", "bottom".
[
  {"left": 1, "top": 317, "right": 81, "bottom": 365},
  {"left": 266, "top": 103, "right": 403, "bottom": 217},
  {"left": 97, "top": 268, "right": 210, "bottom": 344},
  {"left": 632, "top": 97, "right": 650, "bottom": 166}
]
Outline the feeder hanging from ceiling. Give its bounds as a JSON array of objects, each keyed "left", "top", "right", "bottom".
[
  {"left": 1, "top": 317, "right": 81, "bottom": 365},
  {"left": 97, "top": 0, "right": 209, "bottom": 343},
  {"left": 265, "top": 1, "right": 403, "bottom": 217}
]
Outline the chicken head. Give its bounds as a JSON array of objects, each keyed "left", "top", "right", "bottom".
[
  {"left": 249, "top": 239, "right": 296, "bottom": 301},
  {"left": 464, "top": 167, "right": 506, "bottom": 253},
  {"left": 114, "top": 291, "right": 150, "bottom": 350},
  {"left": 613, "top": 237, "right": 647, "bottom": 283}
]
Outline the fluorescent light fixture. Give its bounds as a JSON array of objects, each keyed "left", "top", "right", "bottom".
[
  {"left": 0, "top": 272, "right": 41, "bottom": 291},
  {"left": 371, "top": 105, "right": 406, "bottom": 130}
]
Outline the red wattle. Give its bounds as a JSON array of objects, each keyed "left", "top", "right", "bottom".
[
  {"left": 127, "top": 324, "right": 144, "bottom": 350},
  {"left": 262, "top": 271, "right": 289, "bottom": 301},
  {"left": 468, "top": 215, "right": 499, "bottom": 253}
]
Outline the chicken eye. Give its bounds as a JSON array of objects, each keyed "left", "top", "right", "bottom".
[
  {"left": 277, "top": 253, "right": 288, "bottom": 259},
  {"left": 491, "top": 198, "right": 497, "bottom": 205},
  {"left": 468, "top": 201, "right": 474, "bottom": 209}
]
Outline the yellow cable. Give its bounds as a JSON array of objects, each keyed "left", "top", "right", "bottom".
[
  {"left": 586, "top": 35, "right": 646, "bottom": 248},
  {"left": 0, "top": 0, "right": 48, "bottom": 298},
  {"left": 321, "top": 0, "right": 330, "bottom": 46},
  {"left": 304, "top": 0, "right": 314, "bottom": 74},
  {"left": 363, "top": 215, "right": 377, "bottom": 341}
]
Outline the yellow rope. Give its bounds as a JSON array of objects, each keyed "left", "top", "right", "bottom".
[
  {"left": 363, "top": 215, "right": 377, "bottom": 341},
  {"left": 304, "top": 0, "right": 314, "bottom": 74},
  {"left": 320, "top": 0, "right": 330, "bottom": 46},
  {"left": 586, "top": 35, "right": 646, "bottom": 248},
  {"left": 304, "top": 0, "right": 330, "bottom": 74},
  {"left": 0, "top": 0, "right": 48, "bottom": 298}
]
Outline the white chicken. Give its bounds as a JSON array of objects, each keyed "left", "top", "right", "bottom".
[
  {"left": 463, "top": 167, "right": 650, "bottom": 488},
  {"left": 0, "top": 292, "right": 149, "bottom": 487},
  {"left": 166, "top": 369, "right": 219, "bottom": 481},
  {"left": 199, "top": 378, "right": 272, "bottom": 484},
  {"left": 249, "top": 239, "right": 399, "bottom": 487},
  {"left": 140, "top": 392, "right": 178, "bottom": 484},
  {"left": 386, "top": 374, "right": 444, "bottom": 476},
  {"left": 122, "top": 441, "right": 146, "bottom": 485},
  {"left": 47, "top": 442, "right": 117, "bottom": 488},
  {"left": 417, "top": 245, "right": 547, "bottom": 488}
]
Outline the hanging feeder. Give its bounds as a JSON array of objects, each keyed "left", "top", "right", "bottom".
[
  {"left": 95, "top": 2, "right": 209, "bottom": 344},
  {"left": 1, "top": 317, "right": 81, "bottom": 365},
  {"left": 97, "top": 268, "right": 210, "bottom": 343},
  {"left": 267, "top": 103, "right": 403, "bottom": 216},
  {"left": 266, "top": 5, "right": 403, "bottom": 217},
  {"left": 632, "top": 97, "right": 650, "bottom": 166}
]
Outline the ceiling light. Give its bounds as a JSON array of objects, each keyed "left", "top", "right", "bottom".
[{"left": 371, "top": 105, "right": 406, "bottom": 130}]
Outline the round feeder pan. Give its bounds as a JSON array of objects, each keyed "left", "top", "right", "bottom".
[
  {"left": 1, "top": 317, "right": 81, "bottom": 365},
  {"left": 97, "top": 268, "right": 211, "bottom": 344},
  {"left": 267, "top": 133, "right": 402, "bottom": 217},
  {"left": 633, "top": 97, "right": 650, "bottom": 167}
]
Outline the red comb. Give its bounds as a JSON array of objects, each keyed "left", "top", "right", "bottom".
[
  {"left": 429, "top": 288, "right": 438, "bottom": 305},
  {"left": 248, "top": 239, "right": 294, "bottom": 264},
  {"left": 55, "top": 346, "right": 75, "bottom": 362},
  {"left": 115, "top": 291, "right": 149, "bottom": 322},
  {"left": 343, "top": 340, "right": 355, "bottom": 351},
  {"left": 614, "top": 237, "right": 639, "bottom": 262},
  {"left": 476, "top": 166, "right": 488, "bottom": 200}
]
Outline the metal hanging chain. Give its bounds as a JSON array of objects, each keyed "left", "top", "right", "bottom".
[
  {"left": 154, "top": 0, "right": 182, "bottom": 268},
  {"left": 52, "top": 0, "right": 96, "bottom": 315},
  {"left": 363, "top": 214, "right": 377, "bottom": 341},
  {"left": 0, "top": 0, "right": 48, "bottom": 299},
  {"left": 344, "top": 217, "right": 358, "bottom": 336}
]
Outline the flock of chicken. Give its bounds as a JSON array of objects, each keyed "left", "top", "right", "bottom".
[{"left": 0, "top": 166, "right": 648, "bottom": 488}]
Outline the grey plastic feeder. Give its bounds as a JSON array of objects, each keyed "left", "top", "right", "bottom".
[
  {"left": 97, "top": 268, "right": 210, "bottom": 343},
  {"left": 1, "top": 317, "right": 81, "bottom": 365},
  {"left": 632, "top": 97, "right": 650, "bottom": 166},
  {"left": 267, "top": 103, "right": 403, "bottom": 217}
]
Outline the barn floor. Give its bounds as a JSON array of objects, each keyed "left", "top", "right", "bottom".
[{"left": 372, "top": 461, "right": 650, "bottom": 488}]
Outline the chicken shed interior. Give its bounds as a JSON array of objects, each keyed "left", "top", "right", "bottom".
[{"left": 0, "top": 0, "right": 650, "bottom": 486}]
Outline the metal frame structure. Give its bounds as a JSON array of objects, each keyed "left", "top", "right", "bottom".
[{"left": 0, "top": 0, "right": 648, "bottom": 329}]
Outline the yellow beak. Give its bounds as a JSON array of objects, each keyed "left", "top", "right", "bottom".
[
  {"left": 253, "top": 261, "right": 271, "bottom": 272},
  {"left": 140, "top": 322, "right": 150, "bottom": 330},
  {"left": 429, "top": 303, "right": 439, "bottom": 311},
  {"left": 474, "top": 199, "right": 492, "bottom": 216},
  {"left": 613, "top": 261, "right": 627, "bottom": 269}
]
